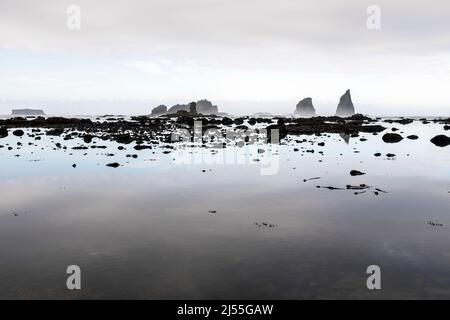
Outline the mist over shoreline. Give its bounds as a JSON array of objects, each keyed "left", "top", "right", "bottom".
[{"left": 1, "top": 99, "right": 449, "bottom": 117}]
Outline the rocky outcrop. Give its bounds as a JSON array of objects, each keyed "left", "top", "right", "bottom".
[
  {"left": 12, "top": 109, "right": 45, "bottom": 116},
  {"left": 167, "top": 104, "right": 190, "bottom": 114},
  {"left": 157, "top": 99, "right": 219, "bottom": 115},
  {"left": 295, "top": 98, "right": 316, "bottom": 117},
  {"left": 151, "top": 105, "right": 167, "bottom": 116},
  {"left": 196, "top": 99, "right": 219, "bottom": 115},
  {"left": 335, "top": 90, "right": 355, "bottom": 117}
]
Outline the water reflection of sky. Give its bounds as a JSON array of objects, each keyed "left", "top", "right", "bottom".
[{"left": 0, "top": 120, "right": 449, "bottom": 299}]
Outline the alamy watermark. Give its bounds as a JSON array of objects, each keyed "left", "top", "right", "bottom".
[
  {"left": 366, "top": 5, "right": 381, "bottom": 30},
  {"left": 66, "top": 265, "right": 81, "bottom": 290},
  {"left": 170, "top": 121, "right": 280, "bottom": 175},
  {"left": 366, "top": 265, "right": 381, "bottom": 290},
  {"left": 66, "top": 5, "right": 81, "bottom": 30}
]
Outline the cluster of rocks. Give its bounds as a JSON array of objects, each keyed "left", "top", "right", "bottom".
[
  {"left": 151, "top": 99, "right": 219, "bottom": 116},
  {"left": 381, "top": 131, "right": 450, "bottom": 147},
  {"left": 1, "top": 113, "right": 449, "bottom": 151},
  {"left": 295, "top": 90, "right": 355, "bottom": 118}
]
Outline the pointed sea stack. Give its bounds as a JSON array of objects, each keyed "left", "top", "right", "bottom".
[
  {"left": 295, "top": 98, "right": 316, "bottom": 117},
  {"left": 335, "top": 90, "right": 355, "bottom": 117}
]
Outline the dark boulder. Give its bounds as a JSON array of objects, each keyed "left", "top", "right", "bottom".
[
  {"left": 350, "top": 170, "right": 366, "bottom": 176},
  {"left": 83, "top": 134, "right": 94, "bottom": 143},
  {"left": 13, "top": 129, "right": 24, "bottom": 137},
  {"left": 382, "top": 133, "right": 403, "bottom": 143},
  {"left": 0, "top": 127, "right": 7, "bottom": 138},
  {"left": 233, "top": 118, "right": 244, "bottom": 125},
  {"left": 115, "top": 134, "right": 134, "bottom": 144},
  {"left": 134, "top": 145, "right": 152, "bottom": 150},
  {"left": 46, "top": 128, "right": 64, "bottom": 136},
  {"left": 222, "top": 117, "right": 233, "bottom": 126},
  {"left": 430, "top": 135, "right": 450, "bottom": 147},
  {"left": 248, "top": 118, "right": 256, "bottom": 126},
  {"left": 386, "top": 153, "right": 396, "bottom": 157},
  {"left": 106, "top": 162, "right": 120, "bottom": 168},
  {"left": 348, "top": 114, "right": 372, "bottom": 121}
]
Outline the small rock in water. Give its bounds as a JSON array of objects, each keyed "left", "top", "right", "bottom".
[
  {"left": 386, "top": 153, "right": 396, "bottom": 158},
  {"left": 106, "top": 162, "right": 120, "bottom": 168},
  {"left": 316, "top": 185, "right": 345, "bottom": 190},
  {"left": 303, "top": 177, "right": 321, "bottom": 182},
  {"left": 350, "top": 170, "right": 365, "bottom": 176},
  {"left": 83, "top": 135, "right": 94, "bottom": 143},
  {"left": 13, "top": 130, "right": 24, "bottom": 137},
  {"left": 428, "top": 220, "right": 444, "bottom": 227},
  {"left": 72, "top": 164, "right": 77, "bottom": 168},
  {"left": 430, "top": 135, "right": 450, "bottom": 147},
  {"left": 254, "top": 222, "right": 277, "bottom": 228},
  {"left": 407, "top": 135, "right": 419, "bottom": 140},
  {"left": 382, "top": 133, "right": 403, "bottom": 143}
]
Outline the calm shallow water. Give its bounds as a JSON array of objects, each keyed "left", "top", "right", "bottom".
[{"left": 0, "top": 118, "right": 449, "bottom": 299}]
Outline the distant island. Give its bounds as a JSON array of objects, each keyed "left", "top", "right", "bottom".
[{"left": 11, "top": 109, "right": 46, "bottom": 116}]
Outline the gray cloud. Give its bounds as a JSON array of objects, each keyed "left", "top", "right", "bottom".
[
  {"left": 1, "top": 0, "right": 450, "bottom": 54},
  {"left": 0, "top": 0, "right": 449, "bottom": 116}
]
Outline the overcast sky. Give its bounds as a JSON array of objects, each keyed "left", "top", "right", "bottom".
[{"left": 0, "top": 0, "right": 449, "bottom": 115}]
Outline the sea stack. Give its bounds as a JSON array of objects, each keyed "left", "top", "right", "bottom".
[
  {"left": 166, "top": 99, "right": 220, "bottom": 115},
  {"left": 335, "top": 90, "right": 355, "bottom": 117},
  {"left": 195, "top": 99, "right": 219, "bottom": 115},
  {"left": 189, "top": 102, "right": 197, "bottom": 114},
  {"left": 295, "top": 98, "right": 316, "bottom": 117},
  {"left": 151, "top": 105, "right": 167, "bottom": 116}
]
